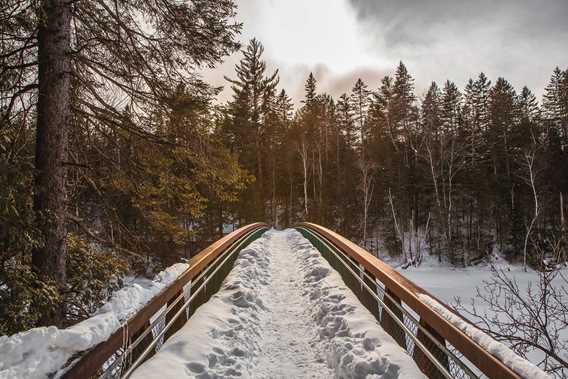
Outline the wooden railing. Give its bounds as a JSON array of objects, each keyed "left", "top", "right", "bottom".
[
  {"left": 62, "top": 223, "right": 267, "bottom": 379},
  {"left": 298, "top": 222, "right": 523, "bottom": 379}
]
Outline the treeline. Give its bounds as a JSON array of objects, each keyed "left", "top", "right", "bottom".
[
  {"left": 1, "top": 0, "right": 567, "bottom": 334},
  {"left": 223, "top": 39, "right": 568, "bottom": 268}
]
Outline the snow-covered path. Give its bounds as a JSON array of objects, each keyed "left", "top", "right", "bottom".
[
  {"left": 253, "top": 231, "right": 332, "bottom": 377},
  {"left": 131, "top": 229, "right": 425, "bottom": 378}
]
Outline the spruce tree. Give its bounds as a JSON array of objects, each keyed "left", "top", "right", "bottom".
[
  {"left": 225, "top": 38, "right": 279, "bottom": 222},
  {"left": 350, "top": 78, "right": 371, "bottom": 157}
]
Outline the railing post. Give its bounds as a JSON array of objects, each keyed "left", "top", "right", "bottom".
[
  {"left": 165, "top": 290, "right": 186, "bottom": 340},
  {"left": 414, "top": 318, "right": 449, "bottom": 379},
  {"left": 380, "top": 288, "right": 407, "bottom": 349}
]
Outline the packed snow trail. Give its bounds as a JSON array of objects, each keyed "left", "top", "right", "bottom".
[
  {"left": 252, "top": 230, "right": 332, "bottom": 377},
  {"left": 131, "top": 229, "right": 425, "bottom": 378}
]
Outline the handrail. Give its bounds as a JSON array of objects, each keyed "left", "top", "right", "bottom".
[
  {"left": 62, "top": 223, "right": 267, "bottom": 379},
  {"left": 299, "top": 222, "right": 521, "bottom": 379}
]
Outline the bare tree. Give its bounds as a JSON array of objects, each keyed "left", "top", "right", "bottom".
[
  {"left": 298, "top": 137, "right": 309, "bottom": 217},
  {"left": 388, "top": 187, "right": 409, "bottom": 263},
  {"left": 414, "top": 211, "right": 431, "bottom": 265},
  {"left": 455, "top": 259, "right": 568, "bottom": 377},
  {"left": 423, "top": 133, "right": 468, "bottom": 264},
  {"left": 359, "top": 159, "right": 374, "bottom": 242},
  {"left": 521, "top": 147, "right": 540, "bottom": 271}
]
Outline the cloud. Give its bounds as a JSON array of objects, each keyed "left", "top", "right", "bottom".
[
  {"left": 346, "top": 0, "right": 568, "bottom": 95},
  {"left": 319, "top": 67, "right": 390, "bottom": 97},
  {"left": 203, "top": 0, "right": 568, "bottom": 107},
  {"left": 252, "top": 63, "right": 390, "bottom": 107},
  {"left": 348, "top": 0, "right": 568, "bottom": 49}
]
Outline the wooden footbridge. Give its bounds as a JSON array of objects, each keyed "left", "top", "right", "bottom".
[{"left": 60, "top": 223, "right": 540, "bottom": 379}]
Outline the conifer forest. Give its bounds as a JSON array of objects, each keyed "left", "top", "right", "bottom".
[{"left": 1, "top": 1, "right": 567, "bottom": 373}]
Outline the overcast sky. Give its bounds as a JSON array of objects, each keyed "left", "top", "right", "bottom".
[{"left": 201, "top": 0, "right": 568, "bottom": 106}]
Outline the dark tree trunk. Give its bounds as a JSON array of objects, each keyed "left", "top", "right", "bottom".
[{"left": 32, "top": 0, "right": 72, "bottom": 325}]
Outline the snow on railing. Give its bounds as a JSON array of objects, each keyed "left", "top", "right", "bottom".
[{"left": 418, "top": 294, "right": 550, "bottom": 379}]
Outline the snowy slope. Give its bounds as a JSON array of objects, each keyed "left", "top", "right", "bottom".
[
  {"left": 132, "top": 229, "right": 425, "bottom": 378},
  {"left": 0, "top": 263, "right": 188, "bottom": 379}
]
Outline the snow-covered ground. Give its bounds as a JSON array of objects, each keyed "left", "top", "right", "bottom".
[
  {"left": 0, "top": 263, "right": 188, "bottom": 379},
  {"left": 132, "top": 229, "right": 425, "bottom": 378},
  {"left": 395, "top": 256, "right": 526, "bottom": 305},
  {"left": 399, "top": 258, "right": 565, "bottom": 377},
  {"left": 418, "top": 294, "right": 549, "bottom": 379}
]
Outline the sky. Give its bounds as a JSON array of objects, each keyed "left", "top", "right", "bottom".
[{"left": 201, "top": 0, "right": 568, "bottom": 106}]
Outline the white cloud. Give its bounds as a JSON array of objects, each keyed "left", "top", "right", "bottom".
[{"left": 201, "top": 0, "right": 568, "bottom": 106}]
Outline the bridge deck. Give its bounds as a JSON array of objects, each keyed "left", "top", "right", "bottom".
[{"left": 130, "top": 229, "right": 425, "bottom": 378}]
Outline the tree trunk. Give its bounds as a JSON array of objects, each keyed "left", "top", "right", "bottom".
[
  {"left": 336, "top": 127, "right": 341, "bottom": 229},
  {"left": 299, "top": 139, "right": 309, "bottom": 218},
  {"left": 271, "top": 150, "right": 276, "bottom": 226},
  {"left": 255, "top": 131, "right": 264, "bottom": 220},
  {"left": 32, "top": 0, "right": 72, "bottom": 326},
  {"left": 561, "top": 192, "right": 565, "bottom": 232}
]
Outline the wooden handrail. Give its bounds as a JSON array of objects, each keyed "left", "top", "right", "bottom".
[
  {"left": 300, "top": 222, "right": 521, "bottom": 379},
  {"left": 62, "top": 223, "right": 267, "bottom": 379}
]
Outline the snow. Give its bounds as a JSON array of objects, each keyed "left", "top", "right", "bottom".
[
  {"left": 399, "top": 261, "right": 568, "bottom": 370},
  {"left": 97, "top": 263, "right": 188, "bottom": 322},
  {"left": 132, "top": 229, "right": 425, "bottom": 378},
  {"left": 0, "top": 263, "right": 188, "bottom": 379},
  {"left": 418, "top": 293, "right": 551, "bottom": 379}
]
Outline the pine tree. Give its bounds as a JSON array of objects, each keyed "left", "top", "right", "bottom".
[
  {"left": 392, "top": 62, "right": 417, "bottom": 138},
  {"left": 440, "top": 81, "right": 462, "bottom": 133},
  {"left": 421, "top": 82, "right": 443, "bottom": 259},
  {"left": 462, "top": 73, "right": 492, "bottom": 255},
  {"left": 225, "top": 38, "right": 279, "bottom": 222},
  {"left": 304, "top": 73, "right": 317, "bottom": 108},
  {"left": 3, "top": 0, "right": 243, "bottom": 328},
  {"left": 349, "top": 78, "right": 371, "bottom": 158},
  {"left": 274, "top": 90, "right": 294, "bottom": 227},
  {"left": 337, "top": 94, "right": 357, "bottom": 146},
  {"left": 516, "top": 86, "right": 540, "bottom": 140},
  {"left": 31, "top": 0, "right": 73, "bottom": 326},
  {"left": 543, "top": 68, "right": 568, "bottom": 240},
  {"left": 543, "top": 67, "right": 566, "bottom": 128},
  {"left": 488, "top": 78, "right": 517, "bottom": 251},
  {"left": 422, "top": 82, "right": 442, "bottom": 137}
]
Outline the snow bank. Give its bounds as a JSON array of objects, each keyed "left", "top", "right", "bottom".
[
  {"left": 289, "top": 230, "right": 426, "bottom": 378},
  {"left": 418, "top": 293, "right": 551, "bottom": 379},
  {"left": 0, "top": 263, "right": 188, "bottom": 379}
]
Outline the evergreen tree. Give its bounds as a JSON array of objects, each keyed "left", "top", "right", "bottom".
[
  {"left": 225, "top": 38, "right": 279, "bottom": 222},
  {"left": 392, "top": 62, "right": 417, "bottom": 139},
  {"left": 543, "top": 68, "right": 568, "bottom": 239},
  {"left": 422, "top": 82, "right": 442, "bottom": 138},
  {"left": 488, "top": 78, "right": 517, "bottom": 249},
  {"left": 349, "top": 79, "right": 372, "bottom": 157}
]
